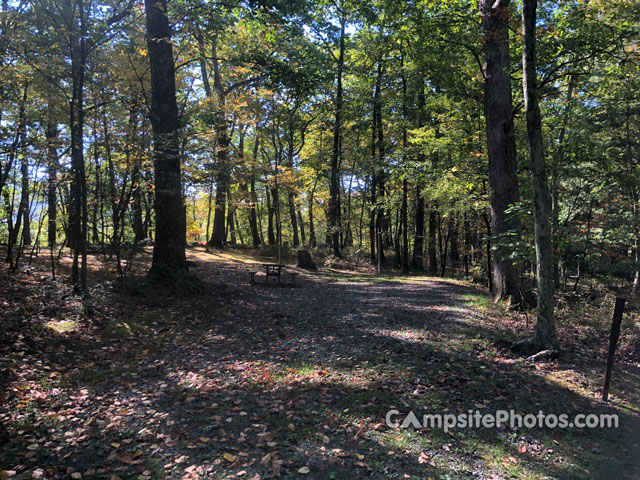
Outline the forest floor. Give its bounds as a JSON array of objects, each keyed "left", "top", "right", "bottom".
[{"left": 1, "top": 246, "right": 639, "bottom": 479}]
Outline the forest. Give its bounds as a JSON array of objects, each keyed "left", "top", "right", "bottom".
[{"left": 1, "top": 0, "right": 640, "bottom": 478}]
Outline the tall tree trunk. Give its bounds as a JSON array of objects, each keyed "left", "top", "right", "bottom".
[
  {"left": 481, "top": 0, "right": 521, "bottom": 304},
  {"left": 15, "top": 86, "right": 30, "bottom": 254},
  {"left": 91, "top": 117, "right": 101, "bottom": 245},
  {"left": 370, "top": 62, "right": 386, "bottom": 265},
  {"left": 285, "top": 123, "right": 300, "bottom": 246},
  {"left": 428, "top": 207, "right": 438, "bottom": 275},
  {"left": 20, "top": 145, "right": 31, "bottom": 246},
  {"left": 552, "top": 76, "right": 575, "bottom": 289},
  {"left": 483, "top": 213, "right": 493, "bottom": 292},
  {"left": 64, "top": 0, "right": 88, "bottom": 293},
  {"left": 205, "top": 174, "right": 213, "bottom": 242},
  {"left": 46, "top": 108, "right": 58, "bottom": 249},
  {"left": 328, "top": 14, "right": 345, "bottom": 257},
  {"left": 308, "top": 179, "right": 317, "bottom": 248},
  {"left": 298, "top": 209, "right": 306, "bottom": 245},
  {"left": 208, "top": 33, "right": 230, "bottom": 249},
  {"left": 450, "top": 216, "right": 459, "bottom": 276},
  {"left": 249, "top": 177, "right": 261, "bottom": 246},
  {"left": 413, "top": 185, "right": 424, "bottom": 270},
  {"left": 227, "top": 188, "right": 236, "bottom": 245},
  {"left": 267, "top": 186, "right": 275, "bottom": 245},
  {"left": 439, "top": 216, "right": 451, "bottom": 277},
  {"left": 6, "top": 85, "right": 28, "bottom": 267},
  {"left": 632, "top": 187, "right": 640, "bottom": 294},
  {"left": 288, "top": 192, "right": 299, "bottom": 246},
  {"left": 130, "top": 102, "right": 145, "bottom": 243},
  {"left": 235, "top": 212, "right": 244, "bottom": 245},
  {"left": 394, "top": 206, "right": 401, "bottom": 266},
  {"left": 343, "top": 163, "right": 355, "bottom": 248},
  {"left": 522, "top": 0, "right": 558, "bottom": 351},
  {"left": 463, "top": 214, "right": 471, "bottom": 276},
  {"left": 248, "top": 135, "right": 261, "bottom": 246},
  {"left": 195, "top": 23, "right": 218, "bottom": 249},
  {"left": 400, "top": 68, "right": 409, "bottom": 274},
  {"left": 369, "top": 178, "right": 377, "bottom": 263},
  {"left": 412, "top": 85, "right": 426, "bottom": 271},
  {"left": 401, "top": 179, "right": 409, "bottom": 274},
  {"left": 104, "top": 107, "right": 121, "bottom": 262},
  {"left": 145, "top": 0, "right": 187, "bottom": 279}
]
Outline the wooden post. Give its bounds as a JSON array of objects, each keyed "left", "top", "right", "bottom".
[{"left": 602, "top": 297, "right": 626, "bottom": 401}]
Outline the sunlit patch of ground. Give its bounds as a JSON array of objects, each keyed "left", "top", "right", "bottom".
[{"left": 44, "top": 319, "right": 79, "bottom": 333}]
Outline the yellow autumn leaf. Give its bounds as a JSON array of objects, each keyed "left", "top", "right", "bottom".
[{"left": 111, "top": 442, "right": 120, "bottom": 448}]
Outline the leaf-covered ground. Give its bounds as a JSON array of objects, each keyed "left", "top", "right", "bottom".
[{"left": 1, "top": 247, "right": 639, "bottom": 479}]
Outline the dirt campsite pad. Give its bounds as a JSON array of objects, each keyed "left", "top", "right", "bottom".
[{"left": 1, "top": 248, "right": 639, "bottom": 479}]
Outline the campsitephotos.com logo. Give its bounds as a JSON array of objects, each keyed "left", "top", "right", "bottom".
[{"left": 385, "top": 409, "right": 619, "bottom": 433}]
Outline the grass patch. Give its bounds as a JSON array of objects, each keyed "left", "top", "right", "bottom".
[
  {"left": 274, "top": 361, "right": 320, "bottom": 381},
  {"left": 463, "top": 292, "right": 494, "bottom": 311}
]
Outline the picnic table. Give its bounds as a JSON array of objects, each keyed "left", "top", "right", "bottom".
[
  {"left": 249, "top": 264, "right": 298, "bottom": 286},
  {"left": 263, "top": 263, "right": 284, "bottom": 283}
]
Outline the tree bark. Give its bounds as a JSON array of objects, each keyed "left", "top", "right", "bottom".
[
  {"left": 522, "top": 0, "right": 559, "bottom": 350},
  {"left": 481, "top": 0, "right": 522, "bottom": 303},
  {"left": 428, "top": 207, "right": 438, "bottom": 275},
  {"left": 298, "top": 209, "right": 306, "bottom": 245},
  {"left": 208, "top": 33, "right": 230, "bottom": 249},
  {"left": 412, "top": 85, "right": 426, "bottom": 271},
  {"left": 328, "top": 14, "right": 345, "bottom": 257},
  {"left": 285, "top": 123, "right": 300, "bottom": 246},
  {"left": 20, "top": 144, "right": 31, "bottom": 246},
  {"left": 249, "top": 177, "right": 261, "bottom": 246},
  {"left": 64, "top": 0, "right": 88, "bottom": 293},
  {"left": 248, "top": 134, "right": 261, "bottom": 246},
  {"left": 400, "top": 69, "right": 409, "bottom": 274},
  {"left": 288, "top": 191, "right": 299, "bottom": 246},
  {"left": 450, "top": 216, "right": 459, "bottom": 276},
  {"left": 413, "top": 185, "right": 424, "bottom": 270},
  {"left": 632, "top": 187, "right": 640, "bottom": 294},
  {"left": 267, "top": 186, "right": 275, "bottom": 245},
  {"left": 145, "top": 0, "right": 187, "bottom": 279},
  {"left": 552, "top": 76, "right": 575, "bottom": 289},
  {"left": 6, "top": 84, "right": 29, "bottom": 267},
  {"left": 369, "top": 177, "right": 377, "bottom": 263},
  {"left": 46, "top": 108, "right": 59, "bottom": 249},
  {"left": 308, "top": 178, "right": 317, "bottom": 248},
  {"left": 402, "top": 178, "right": 409, "bottom": 274},
  {"left": 227, "top": 187, "right": 236, "bottom": 245},
  {"left": 205, "top": 174, "right": 213, "bottom": 242},
  {"left": 463, "top": 214, "right": 471, "bottom": 276},
  {"left": 130, "top": 101, "right": 145, "bottom": 243}
]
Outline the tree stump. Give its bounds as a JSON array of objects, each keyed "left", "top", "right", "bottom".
[{"left": 297, "top": 250, "right": 317, "bottom": 270}]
